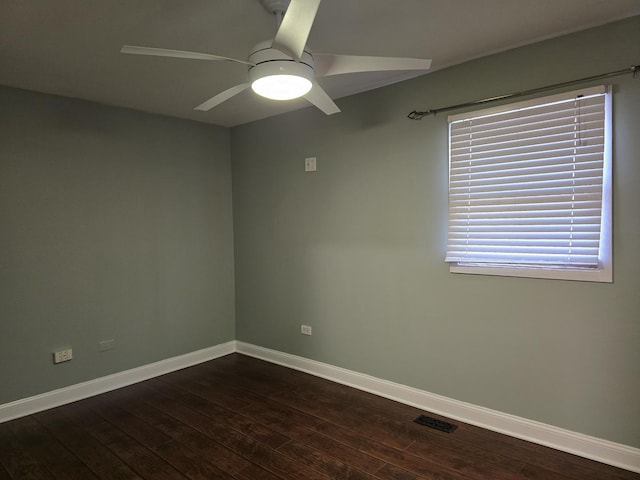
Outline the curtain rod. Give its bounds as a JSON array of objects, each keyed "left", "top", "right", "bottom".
[{"left": 407, "top": 64, "right": 639, "bottom": 120}]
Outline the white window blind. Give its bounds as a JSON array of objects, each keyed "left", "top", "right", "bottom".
[{"left": 446, "top": 86, "right": 611, "bottom": 274}]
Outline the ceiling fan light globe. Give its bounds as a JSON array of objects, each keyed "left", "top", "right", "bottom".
[
  {"left": 248, "top": 57, "right": 315, "bottom": 101},
  {"left": 252, "top": 74, "right": 312, "bottom": 100}
]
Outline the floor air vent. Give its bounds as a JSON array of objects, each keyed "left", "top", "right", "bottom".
[{"left": 414, "top": 415, "right": 458, "bottom": 433}]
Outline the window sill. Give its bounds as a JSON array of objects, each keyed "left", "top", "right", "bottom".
[{"left": 449, "top": 263, "right": 612, "bottom": 283}]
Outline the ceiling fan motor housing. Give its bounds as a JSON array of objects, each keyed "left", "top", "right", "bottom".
[{"left": 248, "top": 42, "right": 315, "bottom": 77}]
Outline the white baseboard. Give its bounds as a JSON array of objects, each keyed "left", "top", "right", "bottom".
[
  {"left": 236, "top": 341, "right": 640, "bottom": 474},
  {"left": 0, "top": 341, "right": 236, "bottom": 424}
]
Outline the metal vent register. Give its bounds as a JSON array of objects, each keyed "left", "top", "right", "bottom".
[{"left": 414, "top": 415, "right": 458, "bottom": 433}]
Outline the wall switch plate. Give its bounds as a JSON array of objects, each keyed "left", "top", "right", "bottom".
[
  {"left": 99, "top": 339, "right": 115, "bottom": 352},
  {"left": 300, "top": 325, "right": 312, "bottom": 335},
  {"left": 53, "top": 348, "right": 73, "bottom": 364},
  {"left": 305, "top": 157, "right": 316, "bottom": 172}
]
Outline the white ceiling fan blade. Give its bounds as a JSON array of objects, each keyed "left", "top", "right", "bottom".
[
  {"left": 272, "top": 0, "right": 321, "bottom": 60},
  {"left": 194, "top": 83, "right": 250, "bottom": 111},
  {"left": 304, "top": 82, "right": 340, "bottom": 115},
  {"left": 314, "top": 54, "right": 431, "bottom": 77},
  {"left": 121, "top": 45, "right": 254, "bottom": 66}
]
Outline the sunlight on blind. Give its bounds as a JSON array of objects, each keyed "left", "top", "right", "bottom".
[{"left": 446, "top": 86, "right": 608, "bottom": 269}]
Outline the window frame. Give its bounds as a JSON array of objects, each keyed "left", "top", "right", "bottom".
[{"left": 446, "top": 86, "right": 612, "bottom": 283}]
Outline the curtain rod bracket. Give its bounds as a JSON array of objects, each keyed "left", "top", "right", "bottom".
[{"left": 408, "top": 109, "right": 433, "bottom": 119}]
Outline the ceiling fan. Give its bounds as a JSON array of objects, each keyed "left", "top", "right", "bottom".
[{"left": 121, "top": 0, "right": 431, "bottom": 116}]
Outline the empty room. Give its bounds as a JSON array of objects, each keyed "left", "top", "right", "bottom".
[{"left": 1, "top": 1, "right": 639, "bottom": 479}]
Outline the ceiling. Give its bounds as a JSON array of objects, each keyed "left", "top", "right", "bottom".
[{"left": 2, "top": 0, "right": 639, "bottom": 127}]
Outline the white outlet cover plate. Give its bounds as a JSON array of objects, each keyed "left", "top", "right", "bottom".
[{"left": 53, "top": 348, "right": 73, "bottom": 363}]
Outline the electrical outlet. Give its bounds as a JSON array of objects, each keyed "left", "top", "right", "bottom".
[
  {"left": 300, "top": 325, "right": 312, "bottom": 335},
  {"left": 99, "top": 339, "right": 115, "bottom": 352},
  {"left": 53, "top": 348, "right": 73, "bottom": 364}
]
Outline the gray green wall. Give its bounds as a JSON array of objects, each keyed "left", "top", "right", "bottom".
[
  {"left": 231, "top": 16, "right": 640, "bottom": 447},
  {"left": 1, "top": 15, "right": 638, "bottom": 451},
  {"left": 0, "top": 87, "right": 235, "bottom": 404}
]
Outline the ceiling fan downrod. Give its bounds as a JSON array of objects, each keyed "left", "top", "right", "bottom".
[{"left": 261, "top": 0, "right": 290, "bottom": 27}]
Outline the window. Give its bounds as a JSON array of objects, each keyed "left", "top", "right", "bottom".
[{"left": 445, "top": 86, "right": 612, "bottom": 282}]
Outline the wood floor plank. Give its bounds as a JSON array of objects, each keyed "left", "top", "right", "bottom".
[
  {"left": 2, "top": 354, "right": 638, "bottom": 480},
  {"left": 162, "top": 354, "right": 291, "bottom": 399},
  {"left": 313, "top": 421, "right": 472, "bottom": 480},
  {"left": 2, "top": 415, "right": 98, "bottom": 480},
  {"left": 0, "top": 422, "right": 54, "bottom": 480},
  {"left": 293, "top": 394, "right": 525, "bottom": 480},
  {"left": 130, "top": 380, "right": 292, "bottom": 451},
  {"left": 453, "top": 425, "right": 639, "bottom": 480},
  {"left": 207, "top": 399, "right": 382, "bottom": 479},
  {"left": 107, "top": 393, "right": 259, "bottom": 478},
  {"left": 234, "top": 393, "right": 326, "bottom": 430},
  {"left": 0, "top": 464, "right": 11, "bottom": 480},
  {"left": 526, "top": 445, "right": 640, "bottom": 480},
  {"left": 168, "top": 363, "right": 391, "bottom": 477},
  {"left": 34, "top": 406, "right": 143, "bottom": 480},
  {"left": 169, "top": 375, "right": 388, "bottom": 479},
  {"left": 518, "top": 463, "right": 578, "bottom": 480},
  {"left": 219, "top": 387, "right": 389, "bottom": 475},
  {"left": 72, "top": 405, "right": 188, "bottom": 480},
  {"left": 139, "top": 384, "right": 332, "bottom": 480},
  {"left": 275, "top": 439, "right": 376, "bottom": 480},
  {"left": 243, "top": 370, "right": 451, "bottom": 453},
  {"left": 267, "top": 386, "right": 416, "bottom": 450},
  {"left": 178, "top": 391, "right": 292, "bottom": 449},
  {"left": 81, "top": 395, "right": 174, "bottom": 450},
  {"left": 91, "top": 422, "right": 187, "bottom": 480},
  {"left": 277, "top": 423, "right": 387, "bottom": 475},
  {"left": 234, "top": 463, "right": 291, "bottom": 480},
  {"left": 373, "top": 463, "right": 457, "bottom": 480},
  {"left": 151, "top": 440, "right": 237, "bottom": 480},
  {"left": 164, "top": 376, "right": 255, "bottom": 411},
  {"left": 154, "top": 372, "right": 256, "bottom": 411},
  {"left": 406, "top": 434, "right": 525, "bottom": 479}
]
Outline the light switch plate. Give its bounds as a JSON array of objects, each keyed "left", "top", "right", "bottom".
[{"left": 305, "top": 157, "right": 316, "bottom": 172}]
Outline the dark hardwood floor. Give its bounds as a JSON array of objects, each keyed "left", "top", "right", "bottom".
[{"left": 1, "top": 353, "right": 638, "bottom": 480}]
